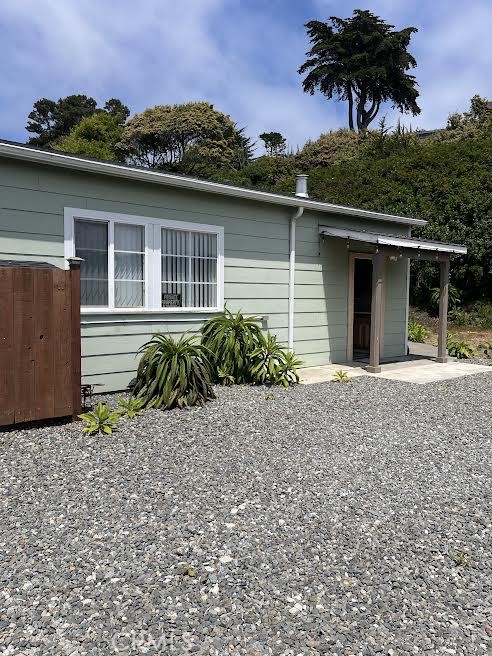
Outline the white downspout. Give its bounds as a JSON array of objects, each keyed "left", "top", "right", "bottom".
[
  {"left": 288, "top": 207, "right": 304, "bottom": 350},
  {"left": 288, "top": 175, "right": 308, "bottom": 352}
]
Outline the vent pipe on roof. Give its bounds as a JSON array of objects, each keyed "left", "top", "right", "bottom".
[{"left": 295, "top": 174, "right": 308, "bottom": 198}]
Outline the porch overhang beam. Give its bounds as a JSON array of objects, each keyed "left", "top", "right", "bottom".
[{"left": 319, "top": 226, "right": 467, "bottom": 258}]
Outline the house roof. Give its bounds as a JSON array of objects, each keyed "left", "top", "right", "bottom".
[
  {"left": 0, "top": 139, "right": 427, "bottom": 228},
  {"left": 319, "top": 226, "right": 467, "bottom": 254}
]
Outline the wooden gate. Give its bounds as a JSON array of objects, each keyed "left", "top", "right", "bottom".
[{"left": 0, "top": 261, "right": 81, "bottom": 426}]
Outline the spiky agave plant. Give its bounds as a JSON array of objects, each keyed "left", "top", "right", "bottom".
[
  {"left": 248, "top": 331, "right": 302, "bottom": 386},
  {"left": 201, "top": 308, "right": 263, "bottom": 383},
  {"left": 133, "top": 334, "right": 216, "bottom": 410},
  {"left": 274, "top": 351, "right": 304, "bottom": 387}
]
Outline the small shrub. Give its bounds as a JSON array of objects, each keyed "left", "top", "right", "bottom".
[
  {"left": 446, "top": 335, "right": 475, "bottom": 359},
  {"left": 430, "top": 284, "right": 461, "bottom": 310},
  {"left": 133, "top": 334, "right": 215, "bottom": 410},
  {"left": 201, "top": 308, "right": 263, "bottom": 383},
  {"left": 248, "top": 332, "right": 302, "bottom": 386},
  {"left": 79, "top": 402, "right": 120, "bottom": 435},
  {"left": 449, "top": 552, "right": 471, "bottom": 568},
  {"left": 449, "top": 302, "right": 492, "bottom": 329},
  {"left": 217, "top": 368, "right": 235, "bottom": 386},
  {"left": 117, "top": 395, "right": 145, "bottom": 419},
  {"left": 274, "top": 351, "right": 303, "bottom": 387},
  {"left": 482, "top": 341, "right": 492, "bottom": 357},
  {"left": 332, "top": 369, "right": 351, "bottom": 383},
  {"left": 408, "top": 318, "right": 429, "bottom": 343}
]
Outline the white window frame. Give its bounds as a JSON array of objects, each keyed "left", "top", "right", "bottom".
[{"left": 64, "top": 207, "right": 224, "bottom": 314}]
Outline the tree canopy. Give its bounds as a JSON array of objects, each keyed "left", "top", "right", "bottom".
[
  {"left": 117, "top": 102, "right": 253, "bottom": 173},
  {"left": 26, "top": 95, "right": 129, "bottom": 146},
  {"left": 56, "top": 112, "right": 125, "bottom": 161},
  {"left": 259, "top": 131, "right": 287, "bottom": 156},
  {"left": 299, "top": 10, "right": 420, "bottom": 131}
]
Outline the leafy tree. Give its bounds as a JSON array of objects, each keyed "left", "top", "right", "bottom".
[
  {"left": 299, "top": 10, "right": 420, "bottom": 131},
  {"left": 117, "top": 102, "right": 253, "bottom": 173},
  {"left": 56, "top": 112, "right": 125, "bottom": 161},
  {"left": 295, "top": 129, "right": 361, "bottom": 169},
  {"left": 259, "top": 131, "right": 287, "bottom": 156},
  {"left": 26, "top": 95, "right": 129, "bottom": 146},
  {"left": 273, "top": 135, "right": 492, "bottom": 305},
  {"left": 103, "top": 98, "right": 130, "bottom": 124}
]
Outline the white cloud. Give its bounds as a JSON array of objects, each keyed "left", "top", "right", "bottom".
[{"left": 1, "top": 0, "right": 491, "bottom": 146}]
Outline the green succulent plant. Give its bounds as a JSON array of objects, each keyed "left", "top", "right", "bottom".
[
  {"left": 79, "top": 402, "right": 121, "bottom": 435},
  {"left": 332, "top": 369, "right": 351, "bottom": 383},
  {"left": 132, "top": 333, "right": 215, "bottom": 410},
  {"left": 201, "top": 308, "right": 263, "bottom": 384},
  {"left": 408, "top": 318, "right": 429, "bottom": 343},
  {"left": 117, "top": 395, "right": 146, "bottom": 419},
  {"left": 446, "top": 335, "right": 475, "bottom": 359}
]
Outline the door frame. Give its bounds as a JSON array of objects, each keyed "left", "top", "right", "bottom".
[{"left": 347, "top": 252, "right": 385, "bottom": 361}]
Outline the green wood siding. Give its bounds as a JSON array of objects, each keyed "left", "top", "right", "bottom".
[{"left": 0, "top": 158, "right": 410, "bottom": 391}]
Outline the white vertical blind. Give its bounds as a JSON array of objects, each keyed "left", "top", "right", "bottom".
[
  {"left": 161, "top": 228, "right": 218, "bottom": 308},
  {"left": 114, "top": 223, "right": 145, "bottom": 307},
  {"left": 75, "top": 219, "right": 109, "bottom": 306}
]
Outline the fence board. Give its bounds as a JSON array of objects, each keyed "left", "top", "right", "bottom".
[
  {"left": 52, "top": 269, "right": 73, "bottom": 417},
  {"left": 13, "top": 268, "right": 35, "bottom": 423},
  {"left": 34, "top": 269, "right": 55, "bottom": 419},
  {"left": 0, "top": 269, "right": 14, "bottom": 425}
]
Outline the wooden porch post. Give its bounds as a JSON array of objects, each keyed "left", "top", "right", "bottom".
[
  {"left": 68, "top": 257, "right": 83, "bottom": 420},
  {"left": 436, "top": 257, "right": 450, "bottom": 363},
  {"left": 367, "top": 252, "right": 385, "bottom": 373}
]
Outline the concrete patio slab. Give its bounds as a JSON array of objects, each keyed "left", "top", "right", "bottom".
[{"left": 300, "top": 359, "right": 491, "bottom": 385}]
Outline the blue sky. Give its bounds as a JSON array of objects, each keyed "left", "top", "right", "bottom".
[{"left": 1, "top": 0, "right": 491, "bottom": 151}]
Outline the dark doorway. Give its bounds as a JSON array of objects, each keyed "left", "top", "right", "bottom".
[{"left": 353, "top": 258, "right": 372, "bottom": 359}]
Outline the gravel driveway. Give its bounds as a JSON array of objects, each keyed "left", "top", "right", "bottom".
[{"left": 1, "top": 372, "right": 491, "bottom": 655}]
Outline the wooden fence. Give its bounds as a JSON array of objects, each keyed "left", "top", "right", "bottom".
[{"left": 0, "top": 261, "right": 81, "bottom": 426}]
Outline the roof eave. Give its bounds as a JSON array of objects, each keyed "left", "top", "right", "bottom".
[
  {"left": 0, "top": 141, "right": 427, "bottom": 227},
  {"left": 319, "top": 225, "right": 467, "bottom": 255}
]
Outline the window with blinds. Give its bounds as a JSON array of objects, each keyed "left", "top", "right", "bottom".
[
  {"left": 70, "top": 211, "right": 222, "bottom": 312},
  {"left": 75, "top": 219, "right": 109, "bottom": 306},
  {"left": 161, "top": 228, "right": 217, "bottom": 308}
]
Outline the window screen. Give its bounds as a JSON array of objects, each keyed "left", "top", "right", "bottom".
[{"left": 161, "top": 228, "right": 217, "bottom": 308}]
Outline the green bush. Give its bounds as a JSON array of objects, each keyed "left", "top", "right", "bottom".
[
  {"left": 295, "top": 129, "right": 361, "bottom": 170},
  {"left": 248, "top": 332, "right": 303, "bottom": 386},
  {"left": 446, "top": 335, "right": 475, "bottom": 359},
  {"left": 332, "top": 369, "right": 351, "bottom": 383},
  {"left": 117, "top": 395, "right": 145, "bottom": 419},
  {"left": 449, "top": 301, "right": 492, "bottom": 329},
  {"left": 133, "top": 334, "right": 215, "bottom": 409},
  {"left": 408, "top": 319, "right": 429, "bottom": 343},
  {"left": 201, "top": 309, "right": 302, "bottom": 387},
  {"left": 79, "top": 402, "right": 121, "bottom": 435},
  {"left": 201, "top": 308, "right": 263, "bottom": 383},
  {"left": 430, "top": 284, "right": 461, "bottom": 310}
]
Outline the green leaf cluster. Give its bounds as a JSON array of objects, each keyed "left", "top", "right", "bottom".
[
  {"left": 407, "top": 319, "right": 429, "bottom": 343},
  {"left": 447, "top": 335, "right": 475, "bottom": 359},
  {"left": 248, "top": 333, "right": 302, "bottom": 387},
  {"left": 26, "top": 95, "right": 129, "bottom": 146},
  {"left": 201, "top": 309, "right": 303, "bottom": 387},
  {"left": 132, "top": 334, "right": 216, "bottom": 410},
  {"left": 201, "top": 308, "right": 263, "bottom": 383},
  {"left": 56, "top": 112, "right": 125, "bottom": 161},
  {"left": 79, "top": 402, "right": 121, "bottom": 435}
]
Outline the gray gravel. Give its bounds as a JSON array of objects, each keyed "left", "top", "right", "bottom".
[{"left": 1, "top": 373, "right": 491, "bottom": 655}]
